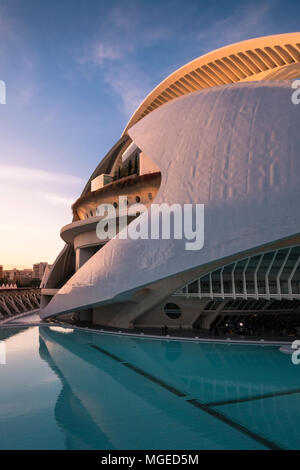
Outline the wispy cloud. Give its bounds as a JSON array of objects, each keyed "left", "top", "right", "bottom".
[
  {"left": 74, "top": 2, "right": 273, "bottom": 117},
  {"left": 0, "top": 224, "right": 49, "bottom": 234},
  {"left": 103, "top": 62, "right": 150, "bottom": 116},
  {"left": 43, "top": 192, "right": 75, "bottom": 207},
  {"left": 74, "top": 4, "right": 169, "bottom": 116},
  {"left": 0, "top": 165, "right": 81, "bottom": 268},
  {"left": 0, "top": 4, "right": 37, "bottom": 109},
  {"left": 196, "top": 3, "right": 272, "bottom": 52},
  {"left": 18, "top": 87, "right": 33, "bottom": 106},
  {"left": 0, "top": 166, "right": 84, "bottom": 186},
  {"left": 0, "top": 5, "right": 18, "bottom": 54},
  {"left": 93, "top": 43, "right": 122, "bottom": 64},
  {"left": 76, "top": 42, "right": 123, "bottom": 66}
]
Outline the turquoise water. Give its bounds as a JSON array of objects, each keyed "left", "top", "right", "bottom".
[{"left": 0, "top": 326, "right": 300, "bottom": 449}]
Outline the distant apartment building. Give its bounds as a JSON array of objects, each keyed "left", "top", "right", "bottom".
[
  {"left": 21, "top": 269, "right": 34, "bottom": 282},
  {"left": 33, "top": 262, "right": 51, "bottom": 280},
  {"left": 3, "top": 269, "right": 16, "bottom": 280},
  {"left": 0, "top": 265, "right": 3, "bottom": 278},
  {"left": 2, "top": 268, "right": 33, "bottom": 285}
]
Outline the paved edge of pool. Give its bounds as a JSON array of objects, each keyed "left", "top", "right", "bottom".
[
  {"left": 56, "top": 323, "right": 293, "bottom": 346},
  {"left": 1, "top": 313, "right": 293, "bottom": 346},
  {"left": 1, "top": 311, "right": 296, "bottom": 346}
]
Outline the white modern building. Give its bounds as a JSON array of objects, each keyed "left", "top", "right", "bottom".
[{"left": 40, "top": 33, "right": 300, "bottom": 333}]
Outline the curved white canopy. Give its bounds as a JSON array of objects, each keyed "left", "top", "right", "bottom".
[{"left": 41, "top": 80, "right": 300, "bottom": 319}]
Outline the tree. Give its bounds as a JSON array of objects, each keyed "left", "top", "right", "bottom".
[{"left": 30, "top": 278, "right": 41, "bottom": 287}]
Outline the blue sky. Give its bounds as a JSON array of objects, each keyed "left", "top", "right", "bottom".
[{"left": 0, "top": 0, "right": 299, "bottom": 268}]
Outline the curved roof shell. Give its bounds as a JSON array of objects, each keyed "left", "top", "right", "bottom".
[
  {"left": 123, "top": 33, "right": 300, "bottom": 133},
  {"left": 41, "top": 81, "right": 300, "bottom": 319}
]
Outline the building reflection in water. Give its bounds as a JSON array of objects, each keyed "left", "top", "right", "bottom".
[{"left": 38, "top": 327, "right": 299, "bottom": 450}]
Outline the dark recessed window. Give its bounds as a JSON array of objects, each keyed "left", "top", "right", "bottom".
[
  {"left": 148, "top": 192, "right": 152, "bottom": 200},
  {"left": 85, "top": 213, "right": 89, "bottom": 218},
  {"left": 113, "top": 202, "right": 118, "bottom": 208},
  {"left": 90, "top": 210, "right": 93, "bottom": 217},
  {"left": 163, "top": 303, "right": 182, "bottom": 319},
  {"left": 136, "top": 195, "right": 141, "bottom": 203}
]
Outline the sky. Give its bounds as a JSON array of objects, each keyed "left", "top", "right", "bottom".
[{"left": 0, "top": 0, "right": 299, "bottom": 269}]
